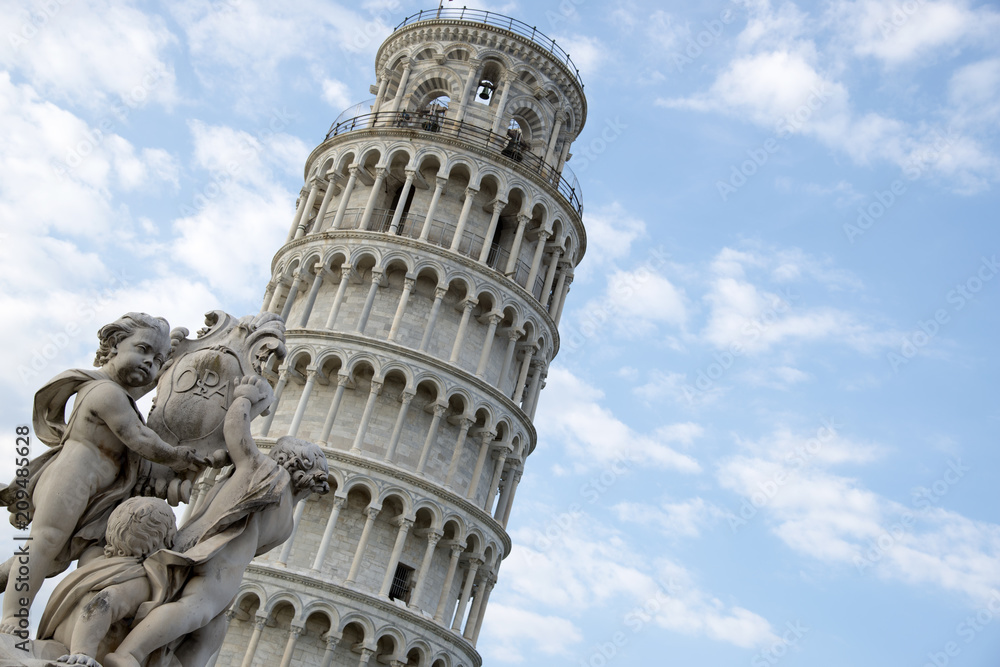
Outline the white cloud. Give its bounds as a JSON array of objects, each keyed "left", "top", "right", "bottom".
[
  {"left": 0, "top": 0, "right": 178, "bottom": 109},
  {"left": 615, "top": 497, "right": 725, "bottom": 538},
  {"left": 579, "top": 202, "right": 646, "bottom": 265},
  {"left": 535, "top": 368, "right": 701, "bottom": 474},
  {"left": 479, "top": 604, "right": 584, "bottom": 662},
  {"left": 321, "top": 78, "right": 352, "bottom": 111}
]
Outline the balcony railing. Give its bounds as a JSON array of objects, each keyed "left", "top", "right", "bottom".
[
  {"left": 324, "top": 111, "right": 583, "bottom": 216},
  {"left": 395, "top": 8, "right": 583, "bottom": 89},
  {"left": 333, "top": 207, "right": 545, "bottom": 300}
]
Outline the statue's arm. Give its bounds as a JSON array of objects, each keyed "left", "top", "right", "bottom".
[
  {"left": 223, "top": 396, "right": 261, "bottom": 470},
  {"left": 94, "top": 384, "right": 200, "bottom": 473}
]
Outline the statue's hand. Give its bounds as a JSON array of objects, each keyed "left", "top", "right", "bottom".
[
  {"left": 232, "top": 375, "right": 274, "bottom": 417},
  {"left": 169, "top": 446, "right": 209, "bottom": 473},
  {"left": 57, "top": 654, "right": 102, "bottom": 667}
]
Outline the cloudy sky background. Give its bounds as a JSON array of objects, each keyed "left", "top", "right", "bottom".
[{"left": 1, "top": 0, "right": 999, "bottom": 665}]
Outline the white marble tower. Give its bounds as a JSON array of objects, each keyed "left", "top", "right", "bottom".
[{"left": 209, "top": 8, "right": 587, "bottom": 667}]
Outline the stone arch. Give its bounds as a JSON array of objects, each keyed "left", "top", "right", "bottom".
[
  {"left": 407, "top": 69, "right": 461, "bottom": 110},
  {"left": 504, "top": 95, "right": 549, "bottom": 147},
  {"left": 406, "top": 640, "right": 432, "bottom": 667},
  {"left": 378, "top": 488, "right": 414, "bottom": 518},
  {"left": 413, "top": 147, "right": 448, "bottom": 174},
  {"left": 301, "top": 602, "right": 339, "bottom": 631},
  {"left": 441, "top": 515, "right": 466, "bottom": 543},
  {"left": 350, "top": 247, "right": 381, "bottom": 272},
  {"left": 374, "top": 627, "right": 407, "bottom": 664},
  {"left": 334, "top": 149, "right": 357, "bottom": 173},
  {"left": 412, "top": 499, "right": 444, "bottom": 530},
  {"left": 338, "top": 613, "right": 376, "bottom": 643},
  {"left": 263, "top": 592, "right": 302, "bottom": 620},
  {"left": 412, "top": 259, "right": 446, "bottom": 287},
  {"left": 473, "top": 167, "right": 506, "bottom": 197},
  {"left": 341, "top": 475, "right": 379, "bottom": 507},
  {"left": 380, "top": 362, "right": 415, "bottom": 393},
  {"left": 345, "top": 354, "right": 379, "bottom": 382},
  {"left": 442, "top": 155, "right": 477, "bottom": 183}
]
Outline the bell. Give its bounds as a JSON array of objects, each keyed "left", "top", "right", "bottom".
[{"left": 477, "top": 80, "right": 494, "bottom": 100}]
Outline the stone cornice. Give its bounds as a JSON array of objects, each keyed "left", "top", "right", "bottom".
[{"left": 244, "top": 564, "right": 483, "bottom": 667}]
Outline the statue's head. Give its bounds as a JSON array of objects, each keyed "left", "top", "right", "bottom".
[
  {"left": 95, "top": 312, "right": 171, "bottom": 387},
  {"left": 104, "top": 497, "right": 177, "bottom": 559},
  {"left": 271, "top": 436, "right": 330, "bottom": 495}
]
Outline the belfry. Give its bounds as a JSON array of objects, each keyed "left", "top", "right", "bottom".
[{"left": 209, "top": 8, "right": 588, "bottom": 666}]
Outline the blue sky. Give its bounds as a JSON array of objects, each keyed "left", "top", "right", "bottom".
[{"left": 2, "top": 0, "right": 999, "bottom": 666}]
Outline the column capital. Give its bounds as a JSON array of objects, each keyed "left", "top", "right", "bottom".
[
  {"left": 324, "top": 633, "right": 342, "bottom": 649},
  {"left": 373, "top": 166, "right": 387, "bottom": 179},
  {"left": 516, "top": 212, "right": 531, "bottom": 225},
  {"left": 426, "top": 530, "right": 444, "bottom": 545},
  {"left": 404, "top": 168, "right": 417, "bottom": 179},
  {"left": 432, "top": 403, "right": 448, "bottom": 419},
  {"left": 505, "top": 327, "right": 524, "bottom": 342},
  {"left": 486, "top": 312, "right": 503, "bottom": 326},
  {"left": 253, "top": 615, "right": 268, "bottom": 630},
  {"left": 225, "top": 608, "right": 238, "bottom": 621},
  {"left": 555, "top": 109, "right": 568, "bottom": 123},
  {"left": 434, "top": 175, "right": 449, "bottom": 189},
  {"left": 433, "top": 286, "right": 448, "bottom": 300},
  {"left": 399, "top": 390, "right": 416, "bottom": 405},
  {"left": 449, "top": 543, "right": 466, "bottom": 557},
  {"left": 289, "top": 624, "right": 305, "bottom": 636},
  {"left": 464, "top": 186, "right": 480, "bottom": 198},
  {"left": 402, "top": 276, "right": 416, "bottom": 289},
  {"left": 395, "top": 516, "right": 415, "bottom": 530},
  {"left": 365, "top": 506, "right": 381, "bottom": 521},
  {"left": 460, "top": 296, "right": 478, "bottom": 311},
  {"left": 380, "top": 67, "right": 392, "bottom": 79},
  {"left": 348, "top": 164, "right": 361, "bottom": 177},
  {"left": 369, "top": 380, "right": 384, "bottom": 396},
  {"left": 331, "top": 495, "right": 347, "bottom": 510}
]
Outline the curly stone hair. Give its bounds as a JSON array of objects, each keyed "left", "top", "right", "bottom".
[
  {"left": 93, "top": 312, "right": 170, "bottom": 367},
  {"left": 271, "top": 436, "right": 330, "bottom": 491},
  {"left": 104, "top": 497, "right": 177, "bottom": 559}
]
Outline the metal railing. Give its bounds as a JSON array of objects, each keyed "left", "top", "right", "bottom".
[
  {"left": 394, "top": 8, "right": 583, "bottom": 89},
  {"left": 325, "top": 111, "right": 583, "bottom": 215},
  {"left": 333, "top": 208, "right": 545, "bottom": 300}
]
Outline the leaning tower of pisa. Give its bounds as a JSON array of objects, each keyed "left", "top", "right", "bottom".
[{"left": 209, "top": 8, "right": 587, "bottom": 667}]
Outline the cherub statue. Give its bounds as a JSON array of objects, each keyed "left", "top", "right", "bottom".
[
  {"left": 102, "top": 375, "right": 329, "bottom": 667},
  {"left": 0, "top": 313, "right": 205, "bottom": 632},
  {"left": 36, "top": 497, "right": 180, "bottom": 667}
]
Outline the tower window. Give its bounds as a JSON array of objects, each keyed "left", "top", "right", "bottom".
[{"left": 389, "top": 562, "right": 415, "bottom": 603}]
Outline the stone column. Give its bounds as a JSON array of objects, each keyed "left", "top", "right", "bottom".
[
  {"left": 472, "top": 314, "right": 503, "bottom": 378},
  {"left": 293, "top": 180, "right": 321, "bottom": 240},
  {"left": 410, "top": 530, "right": 443, "bottom": 610},
  {"left": 465, "top": 432, "right": 495, "bottom": 499},
  {"left": 350, "top": 380, "right": 383, "bottom": 454},
  {"left": 496, "top": 329, "right": 522, "bottom": 390},
  {"left": 495, "top": 463, "right": 519, "bottom": 522},
  {"left": 525, "top": 230, "right": 551, "bottom": 290},
  {"left": 485, "top": 447, "right": 511, "bottom": 511},
  {"left": 470, "top": 575, "right": 497, "bottom": 643},
  {"left": 512, "top": 345, "right": 536, "bottom": 403},
  {"left": 359, "top": 167, "right": 387, "bottom": 231},
  {"left": 346, "top": 507, "right": 380, "bottom": 584},
  {"left": 331, "top": 166, "right": 359, "bottom": 230},
  {"left": 258, "top": 368, "right": 288, "bottom": 437},
  {"left": 544, "top": 111, "right": 566, "bottom": 167},
  {"left": 443, "top": 417, "right": 474, "bottom": 488},
  {"left": 261, "top": 280, "right": 277, "bottom": 313},
  {"left": 239, "top": 616, "right": 267, "bottom": 667},
  {"left": 419, "top": 287, "right": 448, "bottom": 352},
  {"left": 504, "top": 214, "right": 531, "bottom": 276},
  {"left": 387, "top": 60, "right": 411, "bottom": 114},
  {"left": 554, "top": 273, "right": 574, "bottom": 326},
  {"left": 324, "top": 267, "right": 352, "bottom": 330},
  {"left": 312, "top": 496, "right": 347, "bottom": 571},
  {"left": 489, "top": 74, "right": 513, "bottom": 135},
  {"left": 275, "top": 490, "right": 308, "bottom": 566},
  {"left": 477, "top": 198, "right": 507, "bottom": 264},
  {"left": 418, "top": 176, "right": 448, "bottom": 241},
  {"left": 278, "top": 623, "right": 304, "bottom": 667},
  {"left": 373, "top": 68, "right": 391, "bottom": 112},
  {"left": 521, "top": 361, "right": 543, "bottom": 413},
  {"left": 297, "top": 265, "right": 327, "bottom": 328},
  {"left": 266, "top": 277, "right": 288, "bottom": 314},
  {"left": 388, "top": 169, "right": 415, "bottom": 233},
  {"left": 356, "top": 269, "right": 383, "bottom": 334},
  {"left": 528, "top": 366, "right": 548, "bottom": 419},
  {"left": 464, "top": 570, "right": 491, "bottom": 639},
  {"left": 448, "top": 298, "right": 477, "bottom": 364},
  {"left": 434, "top": 544, "right": 465, "bottom": 623},
  {"left": 379, "top": 517, "right": 414, "bottom": 596},
  {"left": 314, "top": 175, "right": 338, "bottom": 232},
  {"left": 357, "top": 647, "right": 374, "bottom": 667},
  {"left": 279, "top": 270, "right": 303, "bottom": 322},
  {"left": 454, "top": 58, "right": 482, "bottom": 123},
  {"left": 319, "top": 374, "right": 350, "bottom": 444},
  {"left": 540, "top": 246, "right": 563, "bottom": 307},
  {"left": 499, "top": 468, "right": 523, "bottom": 527},
  {"left": 288, "top": 367, "right": 318, "bottom": 438},
  {"left": 320, "top": 634, "right": 341, "bottom": 667},
  {"left": 450, "top": 558, "right": 483, "bottom": 631},
  {"left": 286, "top": 187, "right": 309, "bottom": 242},
  {"left": 383, "top": 391, "right": 415, "bottom": 462},
  {"left": 416, "top": 403, "right": 447, "bottom": 474},
  {"left": 387, "top": 276, "right": 415, "bottom": 342},
  {"left": 449, "top": 187, "right": 479, "bottom": 252}
]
